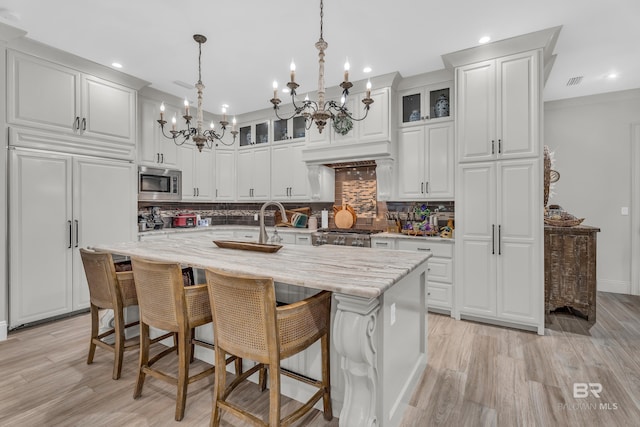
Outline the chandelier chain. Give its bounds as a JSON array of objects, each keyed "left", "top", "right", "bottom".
[{"left": 320, "top": 0, "right": 324, "bottom": 40}]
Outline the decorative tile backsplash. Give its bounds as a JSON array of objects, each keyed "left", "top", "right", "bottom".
[{"left": 138, "top": 164, "right": 454, "bottom": 231}]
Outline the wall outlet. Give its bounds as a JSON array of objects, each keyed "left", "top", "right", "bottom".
[
  {"left": 621, "top": 207, "right": 629, "bottom": 216},
  {"left": 254, "top": 213, "right": 259, "bottom": 221},
  {"left": 390, "top": 303, "right": 396, "bottom": 326}
]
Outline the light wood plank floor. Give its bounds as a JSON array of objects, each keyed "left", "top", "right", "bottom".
[{"left": 1, "top": 292, "right": 639, "bottom": 426}]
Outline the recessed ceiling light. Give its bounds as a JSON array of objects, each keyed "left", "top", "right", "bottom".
[
  {"left": 363, "top": 66, "right": 372, "bottom": 73},
  {"left": 607, "top": 72, "right": 618, "bottom": 79},
  {"left": 479, "top": 36, "right": 491, "bottom": 44},
  {"left": 282, "top": 87, "right": 290, "bottom": 93},
  {"left": 111, "top": 62, "right": 123, "bottom": 69}
]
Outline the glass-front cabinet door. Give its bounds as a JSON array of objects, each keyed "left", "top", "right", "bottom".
[
  {"left": 273, "top": 116, "right": 306, "bottom": 142},
  {"left": 399, "top": 83, "right": 452, "bottom": 127},
  {"left": 239, "top": 120, "right": 270, "bottom": 147}
]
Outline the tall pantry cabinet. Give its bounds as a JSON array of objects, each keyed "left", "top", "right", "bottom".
[
  {"left": 454, "top": 49, "right": 544, "bottom": 334},
  {"left": 6, "top": 46, "right": 140, "bottom": 328}
]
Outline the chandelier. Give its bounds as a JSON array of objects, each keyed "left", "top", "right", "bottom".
[
  {"left": 157, "top": 34, "right": 237, "bottom": 152},
  {"left": 269, "top": 0, "right": 373, "bottom": 134}
]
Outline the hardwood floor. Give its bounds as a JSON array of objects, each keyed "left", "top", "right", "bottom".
[{"left": 1, "top": 292, "right": 639, "bottom": 426}]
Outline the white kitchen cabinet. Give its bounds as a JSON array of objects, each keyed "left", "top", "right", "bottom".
[
  {"left": 399, "top": 82, "right": 452, "bottom": 127},
  {"left": 295, "top": 234, "right": 312, "bottom": 246},
  {"left": 305, "top": 87, "right": 391, "bottom": 145},
  {"left": 397, "top": 239, "right": 454, "bottom": 313},
  {"left": 237, "top": 146, "right": 270, "bottom": 200},
  {"left": 271, "top": 142, "right": 309, "bottom": 200},
  {"left": 214, "top": 148, "right": 236, "bottom": 201},
  {"left": 358, "top": 88, "right": 391, "bottom": 143},
  {"left": 456, "top": 50, "right": 540, "bottom": 163},
  {"left": 396, "top": 122, "right": 454, "bottom": 200},
  {"left": 9, "top": 149, "right": 136, "bottom": 327},
  {"left": 455, "top": 160, "right": 542, "bottom": 331},
  {"left": 177, "top": 144, "right": 214, "bottom": 201},
  {"left": 7, "top": 50, "right": 136, "bottom": 146},
  {"left": 238, "top": 120, "right": 270, "bottom": 147},
  {"left": 138, "top": 97, "right": 179, "bottom": 168},
  {"left": 273, "top": 116, "right": 307, "bottom": 142}
]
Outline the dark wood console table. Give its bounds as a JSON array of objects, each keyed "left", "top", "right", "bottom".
[{"left": 544, "top": 225, "right": 600, "bottom": 323}]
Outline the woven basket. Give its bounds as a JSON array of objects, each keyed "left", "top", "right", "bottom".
[{"left": 544, "top": 217, "right": 584, "bottom": 227}]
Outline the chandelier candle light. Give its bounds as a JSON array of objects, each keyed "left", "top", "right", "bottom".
[
  {"left": 157, "top": 34, "right": 237, "bottom": 152},
  {"left": 269, "top": 0, "right": 374, "bottom": 134}
]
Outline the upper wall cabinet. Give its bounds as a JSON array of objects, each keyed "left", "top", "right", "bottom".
[
  {"left": 138, "top": 98, "right": 179, "bottom": 168},
  {"left": 273, "top": 116, "right": 306, "bottom": 143},
  {"left": 306, "top": 88, "right": 391, "bottom": 146},
  {"left": 238, "top": 120, "right": 270, "bottom": 147},
  {"left": 7, "top": 51, "right": 136, "bottom": 147},
  {"left": 399, "top": 82, "right": 452, "bottom": 127},
  {"left": 456, "top": 51, "right": 540, "bottom": 162}
]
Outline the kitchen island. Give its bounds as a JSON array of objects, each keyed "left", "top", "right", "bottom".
[{"left": 93, "top": 234, "right": 430, "bottom": 427}]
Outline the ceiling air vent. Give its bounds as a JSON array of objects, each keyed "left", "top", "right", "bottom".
[
  {"left": 566, "top": 76, "right": 583, "bottom": 86},
  {"left": 173, "top": 80, "right": 194, "bottom": 89}
]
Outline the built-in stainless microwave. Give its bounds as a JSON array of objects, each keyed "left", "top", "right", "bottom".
[{"left": 138, "top": 166, "right": 182, "bottom": 201}]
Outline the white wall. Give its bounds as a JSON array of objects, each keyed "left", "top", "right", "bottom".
[{"left": 544, "top": 88, "right": 640, "bottom": 294}]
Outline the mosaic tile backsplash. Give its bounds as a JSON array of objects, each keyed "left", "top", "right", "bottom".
[{"left": 139, "top": 165, "right": 454, "bottom": 231}]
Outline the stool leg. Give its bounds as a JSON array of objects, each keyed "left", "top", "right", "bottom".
[
  {"left": 210, "top": 348, "right": 227, "bottom": 427},
  {"left": 87, "top": 304, "right": 99, "bottom": 365},
  {"left": 175, "top": 330, "right": 191, "bottom": 421},
  {"left": 133, "top": 322, "right": 149, "bottom": 399},
  {"left": 268, "top": 364, "right": 281, "bottom": 426},
  {"left": 321, "top": 333, "right": 333, "bottom": 420},
  {"left": 112, "top": 307, "right": 126, "bottom": 380},
  {"left": 234, "top": 357, "right": 243, "bottom": 376},
  {"left": 190, "top": 328, "right": 195, "bottom": 363}
]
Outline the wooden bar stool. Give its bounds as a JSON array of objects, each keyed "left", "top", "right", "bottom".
[
  {"left": 80, "top": 248, "right": 144, "bottom": 380},
  {"left": 205, "top": 268, "right": 333, "bottom": 427},
  {"left": 130, "top": 257, "right": 221, "bottom": 421}
]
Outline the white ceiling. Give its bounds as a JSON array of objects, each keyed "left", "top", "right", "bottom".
[{"left": 0, "top": 0, "right": 638, "bottom": 116}]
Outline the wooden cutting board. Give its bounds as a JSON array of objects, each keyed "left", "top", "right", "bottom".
[{"left": 333, "top": 204, "right": 356, "bottom": 229}]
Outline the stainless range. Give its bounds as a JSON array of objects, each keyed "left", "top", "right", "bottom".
[{"left": 311, "top": 228, "right": 381, "bottom": 248}]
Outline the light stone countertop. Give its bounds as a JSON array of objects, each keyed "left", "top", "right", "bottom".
[{"left": 93, "top": 234, "right": 431, "bottom": 299}]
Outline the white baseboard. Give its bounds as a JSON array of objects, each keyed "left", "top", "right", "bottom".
[
  {"left": 0, "top": 321, "right": 7, "bottom": 341},
  {"left": 598, "top": 279, "right": 631, "bottom": 294}
]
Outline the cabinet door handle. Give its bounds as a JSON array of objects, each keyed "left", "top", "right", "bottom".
[
  {"left": 216, "top": 189, "right": 218, "bottom": 198},
  {"left": 425, "top": 182, "right": 429, "bottom": 194},
  {"left": 492, "top": 224, "right": 495, "bottom": 255},
  {"left": 417, "top": 247, "right": 430, "bottom": 251},
  {"left": 74, "top": 116, "right": 80, "bottom": 130},
  {"left": 421, "top": 182, "right": 424, "bottom": 194},
  {"left": 197, "top": 187, "right": 199, "bottom": 196},
  {"left": 68, "top": 220, "right": 72, "bottom": 248},
  {"left": 491, "top": 140, "right": 495, "bottom": 155},
  {"left": 498, "top": 139, "right": 502, "bottom": 154},
  {"left": 81, "top": 118, "right": 87, "bottom": 131},
  {"left": 74, "top": 219, "right": 79, "bottom": 247},
  {"left": 156, "top": 153, "right": 160, "bottom": 163},
  {"left": 498, "top": 224, "right": 502, "bottom": 255},
  {"left": 161, "top": 153, "right": 164, "bottom": 163}
]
